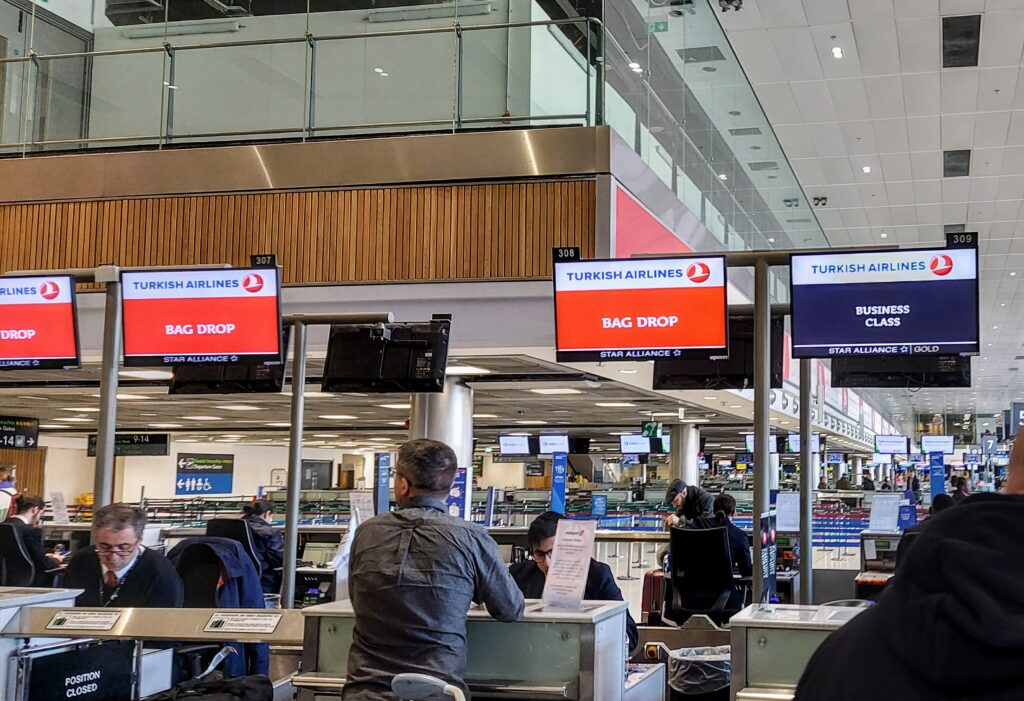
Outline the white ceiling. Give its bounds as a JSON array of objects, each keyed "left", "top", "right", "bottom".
[{"left": 717, "top": 0, "right": 1024, "bottom": 419}]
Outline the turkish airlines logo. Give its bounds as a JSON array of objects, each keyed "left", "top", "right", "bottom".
[
  {"left": 929, "top": 254, "right": 953, "bottom": 277},
  {"left": 39, "top": 281, "right": 60, "bottom": 300},
  {"left": 686, "top": 262, "right": 711, "bottom": 284},
  {"left": 242, "top": 274, "right": 264, "bottom": 294}
]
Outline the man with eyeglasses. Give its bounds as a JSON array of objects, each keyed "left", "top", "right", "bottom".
[
  {"left": 509, "top": 511, "right": 639, "bottom": 651},
  {"left": 65, "top": 503, "right": 182, "bottom": 608}
]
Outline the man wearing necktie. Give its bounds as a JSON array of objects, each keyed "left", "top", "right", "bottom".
[{"left": 65, "top": 504, "right": 183, "bottom": 608}]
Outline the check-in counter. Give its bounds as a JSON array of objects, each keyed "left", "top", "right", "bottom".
[
  {"left": 44, "top": 522, "right": 168, "bottom": 552},
  {"left": 729, "top": 604, "right": 866, "bottom": 700},
  {"left": 294, "top": 599, "right": 665, "bottom": 701},
  {"left": 0, "top": 587, "right": 83, "bottom": 697}
]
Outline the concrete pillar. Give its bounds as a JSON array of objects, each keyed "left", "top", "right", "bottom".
[
  {"left": 811, "top": 453, "right": 821, "bottom": 488},
  {"left": 768, "top": 453, "right": 780, "bottom": 490},
  {"left": 410, "top": 377, "right": 474, "bottom": 469},
  {"left": 670, "top": 424, "right": 700, "bottom": 487},
  {"left": 852, "top": 456, "right": 864, "bottom": 485}
]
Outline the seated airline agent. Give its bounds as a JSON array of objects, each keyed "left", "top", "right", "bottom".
[
  {"left": 510, "top": 511, "right": 639, "bottom": 651},
  {"left": 65, "top": 503, "right": 183, "bottom": 607},
  {"left": 241, "top": 500, "right": 284, "bottom": 594},
  {"left": 4, "top": 495, "right": 64, "bottom": 585}
]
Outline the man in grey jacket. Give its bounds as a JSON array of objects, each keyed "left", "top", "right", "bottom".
[
  {"left": 343, "top": 439, "right": 524, "bottom": 700},
  {"left": 663, "top": 478, "right": 715, "bottom": 527}
]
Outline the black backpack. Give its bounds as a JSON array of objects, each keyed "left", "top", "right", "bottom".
[{"left": 147, "top": 673, "right": 273, "bottom": 701}]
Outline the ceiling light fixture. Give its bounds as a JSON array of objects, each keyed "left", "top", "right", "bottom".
[
  {"left": 61, "top": 407, "right": 100, "bottom": 413},
  {"left": 319, "top": 414, "right": 358, "bottom": 420},
  {"left": 266, "top": 422, "right": 291, "bottom": 428},
  {"left": 472, "top": 414, "right": 498, "bottom": 419},
  {"left": 445, "top": 365, "right": 491, "bottom": 376},
  {"left": 595, "top": 402, "right": 636, "bottom": 408},
  {"left": 627, "top": 62, "right": 641, "bottom": 69},
  {"left": 379, "top": 403, "right": 412, "bottom": 410},
  {"left": 149, "top": 423, "right": 183, "bottom": 428},
  {"left": 529, "top": 388, "right": 582, "bottom": 395},
  {"left": 718, "top": 173, "right": 728, "bottom": 181},
  {"left": 831, "top": 46, "right": 844, "bottom": 59},
  {"left": 880, "top": 232, "right": 889, "bottom": 239},
  {"left": 862, "top": 166, "right": 872, "bottom": 174},
  {"left": 181, "top": 416, "right": 222, "bottom": 421},
  {"left": 619, "top": 369, "right": 639, "bottom": 374},
  {"left": 215, "top": 404, "right": 263, "bottom": 411}
]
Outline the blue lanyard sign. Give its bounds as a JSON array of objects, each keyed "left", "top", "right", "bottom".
[
  {"left": 446, "top": 467, "right": 469, "bottom": 519},
  {"left": 591, "top": 494, "right": 608, "bottom": 518},
  {"left": 929, "top": 452, "right": 946, "bottom": 501}
]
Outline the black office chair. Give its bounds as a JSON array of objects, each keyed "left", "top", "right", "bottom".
[
  {"left": 665, "top": 526, "right": 745, "bottom": 626},
  {"left": 205, "top": 519, "right": 261, "bottom": 581},
  {"left": 0, "top": 523, "right": 36, "bottom": 587}
]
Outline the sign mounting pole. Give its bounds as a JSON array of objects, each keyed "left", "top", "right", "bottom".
[{"left": 93, "top": 266, "right": 122, "bottom": 509}]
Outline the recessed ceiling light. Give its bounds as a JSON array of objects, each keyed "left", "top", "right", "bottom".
[
  {"left": 1011, "top": 272, "right": 1018, "bottom": 277},
  {"left": 215, "top": 404, "right": 263, "bottom": 412},
  {"left": 880, "top": 232, "right": 889, "bottom": 239},
  {"left": 149, "top": 423, "right": 183, "bottom": 428},
  {"left": 862, "top": 166, "right": 872, "bottom": 174},
  {"left": 379, "top": 403, "right": 412, "bottom": 410},
  {"left": 729, "top": 405, "right": 743, "bottom": 409},
  {"left": 595, "top": 402, "right": 636, "bottom": 407},
  {"left": 181, "top": 416, "right": 222, "bottom": 421},
  {"left": 517, "top": 420, "right": 547, "bottom": 425},
  {"left": 368, "top": 438, "right": 390, "bottom": 442},
  {"left": 718, "top": 173, "right": 728, "bottom": 180},
  {"left": 53, "top": 417, "right": 92, "bottom": 423},
  {"left": 388, "top": 421, "right": 407, "bottom": 426},
  {"left": 472, "top": 414, "right": 498, "bottom": 419},
  {"left": 831, "top": 46, "right": 844, "bottom": 59},
  {"left": 119, "top": 370, "right": 174, "bottom": 380},
  {"left": 373, "top": 67, "right": 384, "bottom": 73},
  {"left": 266, "top": 422, "right": 291, "bottom": 428},
  {"left": 530, "top": 388, "right": 581, "bottom": 395},
  {"left": 115, "top": 393, "right": 151, "bottom": 401},
  {"left": 650, "top": 412, "right": 677, "bottom": 417},
  {"left": 177, "top": 438, "right": 200, "bottom": 443},
  {"left": 314, "top": 434, "right": 340, "bottom": 438},
  {"left": 702, "top": 396, "right": 717, "bottom": 400},
  {"left": 446, "top": 365, "right": 491, "bottom": 376},
  {"left": 627, "top": 61, "right": 641, "bottom": 69},
  {"left": 609, "top": 431, "right": 634, "bottom": 436},
  {"left": 767, "top": 237, "right": 775, "bottom": 243},
  {"left": 61, "top": 407, "right": 100, "bottom": 413},
  {"left": 619, "top": 369, "right": 639, "bottom": 374},
  {"left": 319, "top": 414, "right": 357, "bottom": 420},
  {"left": 682, "top": 418, "right": 711, "bottom": 423},
  {"left": 993, "top": 326, "right": 999, "bottom": 330},
  {"left": 508, "top": 432, "right": 531, "bottom": 436}
]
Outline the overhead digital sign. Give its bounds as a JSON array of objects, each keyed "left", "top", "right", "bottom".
[
  {"left": 620, "top": 435, "right": 652, "bottom": 454},
  {"left": 921, "top": 435, "right": 954, "bottom": 454},
  {"left": 0, "top": 275, "right": 79, "bottom": 370},
  {"left": 745, "top": 434, "right": 779, "bottom": 454},
  {"left": 875, "top": 434, "right": 910, "bottom": 454},
  {"left": 553, "top": 256, "right": 728, "bottom": 362},
  {"left": 121, "top": 267, "right": 282, "bottom": 367},
  {"left": 786, "top": 434, "right": 821, "bottom": 453},
  {"left": 499, "top": 435, "right": 531, "bottom": 455},
  {"left": 538, "top": 434, "right": 569, "bottom": 455},
  {"left": 790, "top": 247, "right": 979, "bottom": 357}
]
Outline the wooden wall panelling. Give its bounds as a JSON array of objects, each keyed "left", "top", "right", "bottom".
[
  {"left": 0, "top": 448, "right": 46, "bottom": 498},
  {"left": 0, "top": 179, "right": 595, "bottom": 284}
]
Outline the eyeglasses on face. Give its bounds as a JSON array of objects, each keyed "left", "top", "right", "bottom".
[
  {"left": 95, "top": 541, "right": 137, "bottom": 555},
  {"left": 531, "top": 548, "right": 554, "bottom": 561}
]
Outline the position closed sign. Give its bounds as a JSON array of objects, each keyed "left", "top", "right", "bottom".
[
  {"left": 0, "top": 275, "right": 79, "bottom": 369},
  {"left": 121, "top": 267, "right": 282, "bottom": 366},
  {"left": 553, "top": 256, "right": 728, "bottom": 361}
]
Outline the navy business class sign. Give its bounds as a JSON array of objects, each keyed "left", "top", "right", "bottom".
[{"left": 790, "top": 247, "right": 979, "bottom": 358}]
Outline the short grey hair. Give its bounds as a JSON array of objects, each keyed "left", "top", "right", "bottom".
[
  {"left": 92, "top": 503, "right": 146, "bottom": 540},
  {"left": 396, "top": 438, "right": 458, "bottom": 495}
]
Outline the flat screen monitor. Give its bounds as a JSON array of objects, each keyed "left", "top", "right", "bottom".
[
  {"left": 921, "top": 435, "right": 954, "bottom": 454},
  {"left": 790, "top": 247, "right": 979, "bottom": 358},
  {"left": 0, "top": 275, "right": 80, "bottom": 370},
  {"left": 121, "top": 267, "right": 282, "bottom": 366},
  {"left": 499, "top": 435, "right": 533, "bottom": 455},
  {"left": 872, "top": 452, "right": 894, "bottom": 464},
  {"left": 652, "top": 315, "right": 784, "bottom": 390},
  {"left": 321, "top": 319, "right": 450, "bottom": 394},
  {"left": 875, "top": 435, "right": 910, "bottom": 454},
  {"left": 745, "top": 434, "right": 779, "bottom": 453},
  {"left": 620, "top": 435, "right": 651, "bottom": 454},
  {"left": 169, "top": 326, "right": 290, "bottom": 394},
  {"left": 831, "top": 354, "right": 971, "bottom": 388},
  {"left": 538, "top": 434, "right": 569, "bottom": 455},
  {"left": 552, "top": 255, "right": 728, "bottom": 362},
  {"left": 786, "top": 434, "right": 821, "bottom": 453}
]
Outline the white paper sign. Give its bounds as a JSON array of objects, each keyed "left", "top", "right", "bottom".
[
  {"left": 335, "top": 492, "right": 374, "bottom": 601},
  {"left": 864, "top": 539, "right": 878, "bottom": 561},
  {"left": 46, "top": 611, "right": 122, "bottom": 631},
  {"left": 868, "top": 494, "right": 901, "bottom": 532},
  {"left": 541, "top": 519, "right": 597, "bottom": 610},
  {"left": 49, "top": 491, "right": 70, "bottom": 524},
  {"left": 775, "top": 493, "right": 800, "bottom": 532},
  {"left": 349, "top": 491, "right": 375, "bottom": 524},
  {"left": 203, "top": 612, "right": 282, "bottom": 634}
]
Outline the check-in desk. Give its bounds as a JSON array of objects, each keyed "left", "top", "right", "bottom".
[
  {"left": 45, "top": 522, "right": 168, "bottom": 553},
  {"left": 854, "top": 531, "right": 901, "bottom": 600},
  {"left": 730, "top": 604, "right": 866, "bottom": 700},
  {"left": 0, "top": 587, "right": 82, "bottom": 697},
  {"left": 293, "top": 600, "right": 665, "bottom": 701},
  {"left": 3, "top": 604, "right": 305, "bottom": 699}
]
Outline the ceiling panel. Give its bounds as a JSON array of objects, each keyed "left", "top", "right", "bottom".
[
  {"left": 828, "top": 78, "right": 872, "bottom": 121},
  {"left": 864, "top": 76, "right": 907, "bottom": 118},
  {"left": 896, "top": 17, "right": 942, "bottom": 73},
  {"left": 790, "top": 80, "right": 838, "bottom": 123},
  {"left": 853, "top": 20, "right": 902, "bottom": 75}
]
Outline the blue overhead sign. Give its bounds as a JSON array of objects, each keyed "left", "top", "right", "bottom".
[
  {"left": 551, "top": 453, "right": 568, "bottom": 515},
  {"left": 175, "top": 453, "right": 234, "bottom": 495},
  {"left": 790, "top": 247, "right": 979, "bottom": 357}
]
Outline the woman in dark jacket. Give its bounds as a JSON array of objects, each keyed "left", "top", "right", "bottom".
[
  {"left": 242, "top": 500, "right": 284, "bottom": 594},
  {"left": 713, "top": 493, "right": 752, "bottom": 610}
]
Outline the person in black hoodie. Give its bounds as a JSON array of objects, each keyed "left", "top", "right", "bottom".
[
  {"left": 4, "top": 495, "right": 64, "bottom": 585},
  {"left": 663, "top": 478, "right": 714, "bottom": 527},
  {"left": 795, "top": 441, "right": 1024, "bottom": 701},
  {"left": 711, "top": 493, "right": 752, "bottom": 610},
  {"left": 241, "top": 500, "right": 284, "bottom": 594}
]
